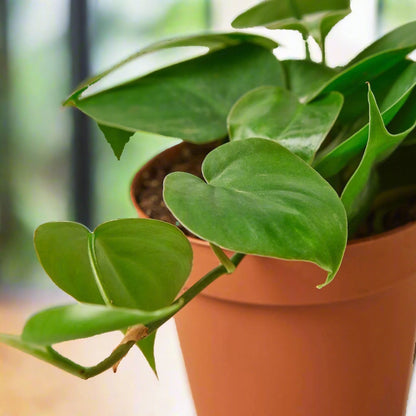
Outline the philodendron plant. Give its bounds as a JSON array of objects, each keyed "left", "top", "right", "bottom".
[{"left": 1, "top": 0, "right": 416, "bottom": 379}]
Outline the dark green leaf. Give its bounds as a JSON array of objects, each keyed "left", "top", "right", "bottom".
[
  {"left": 97, "top": 124, "right": 134, "bottom": 159},
  {"left": 347, "top": 21, "right": 416, "bottom": 66},
  {"left": 314, "top": 62, "right": 416, "bottom": 177},
  {"left": 232, "top": 0, "right": 350, "bottom": 47},
  {"left": 307, "top": 49, "right": 415, "bottom": 103},
  {"left": 164, "top": 138, "right": 347, "bottom": 287},
  {"left": 341, "top": 87, "right": 414, "bottom": 230},
  {"left": 282, "top": 59, "right": 338, "bottom": 100},
  {"left": 67, "top": 42, "right": 284, "bottom": 145},
  {"left": 64, "top": 32, "right": 278, "bottom": 104},
  {"left": 228, "top": 86, "right": 343, "bottom": 163},
  {"left": 22, "top": 303, "right": 180, "bottom": 346}
]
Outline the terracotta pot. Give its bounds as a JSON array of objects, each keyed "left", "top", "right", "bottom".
[{"left": 131, "top": 143, "right": 416, "bottom": 416}]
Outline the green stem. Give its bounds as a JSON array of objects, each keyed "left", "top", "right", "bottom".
[
  {"left": 321, "top": 39, "right": 327, "bottom": 66},
  {"left": 209, "top": 243, "right": 236, "bottom": 273},
  {"left": 148, "top": 252, "right": 245, "bottom": 333},
  {"left": 0, "top": 253, "right": 245, "bottom": 379},
  {"left": 0, "top": 333, "right": 136, "bottom": 379},
  {"left": 304, "top": 35, "right": 311, "bottom": 61}
]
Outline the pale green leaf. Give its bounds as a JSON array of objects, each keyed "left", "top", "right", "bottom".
[
  {"left": 21, "top": 303, "right": 180, "bottom": 346},
  {"left": 228, "top": 86, "right": 343, "bottom": 163}
]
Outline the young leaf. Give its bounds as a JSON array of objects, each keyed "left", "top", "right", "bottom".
[
  {"left": 227, "top": 86, "right": 343, "bottom": 163},
  {"left": 67, "top": 42, "right": 284, "bottom": 147},
  {"left": 341, "top": 86, "right": 415, "bottom": 231},
  {"left": 315, "top": 62, "right": 416, "bottom": 178},
  {"left": 164, "top": 138, "right": 347, "bottom": 287},
  {"left": 232, "top": 0, "right": 350, "bottom": 49},
  {"left": 34, "top": 219, "right": 193, "bottom": 311},
  {"left": 21, "top": 303, "right": 181, "bottom": 346}
]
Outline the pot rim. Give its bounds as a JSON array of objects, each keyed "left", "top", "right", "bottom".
[{"left": 130, "top": 141, "right": 416, "bottom": 249}]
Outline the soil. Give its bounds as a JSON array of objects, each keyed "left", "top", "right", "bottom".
[
  {"left": 134, "top": 141, "right": 221, "bottom": 238},
  {"left": 134, "top": 141, "right": 416, "bottom": 240}
]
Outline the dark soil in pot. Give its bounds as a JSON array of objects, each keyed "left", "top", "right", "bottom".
[{"left": 133, "top": 141, "right": 416, "bottom": 240}]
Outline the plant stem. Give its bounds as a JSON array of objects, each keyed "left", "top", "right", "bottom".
[
  {"left": 304, "top": 35, "right": 311, "bottom": 61},
  {"left": 1, "top": 252, "right": 245, "bottom": 379},
  {"left": 147, "top": 252, "right": 245, "bottom": 333},
  {"left": 209, "top": 243, "right": 236, "bottom": 273},
  {"left": 0, "top": 333, "right": 136, "bottom": 379},
  {"left": 321, "top": 40, "right": 327, "bottom": 66}
]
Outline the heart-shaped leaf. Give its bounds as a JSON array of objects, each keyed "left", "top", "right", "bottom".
[
  {"left": 232, "top": 0, "right": 350, "bottom": 49},
  {"left": 164, "top": 138, "right": 347, "bottom": 287},
  {"left": 21, "top": 303, "right": 181, "bottom": 346},
  {"left": 341, "top": 86, "right": 415, "bottom": 232},
  {"left": 35, "top": 219, "right": 192, "bottom": 310},
  {"left": 34, "top": 218, "right": 192, "bottom": 371},
  {"left": 66, "top": 38, "right": 284, "bottom": 156},
  {"left": 228, "top": 86, "right": 343, "bottom": 163},
  {"left": 315, "top": 62, "right": 416, "bottom": 178}
]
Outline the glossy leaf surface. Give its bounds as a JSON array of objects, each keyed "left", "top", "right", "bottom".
[
  {"left": 34, "top": 219, "right": 192, "bottom": 370},
  {"left": 64, "top": 32, "right": 278, "bottom": 104},
  {"left": 164, "top": 138, "right": 347, "bottom": 287},
  {"left": 341, "top": 87, "right": 414, "bottom": 230},
  {"left": 282, "top": 60, "right": 338, "bottom": 100},
  {"left": 347, "top": 21, "right": 416, "bottom": 66},
  {"left": 315, "top": 62, "right": 416, "bottom": 177},
  {"left": 307, "top": 49, "right": 415, "bottom": 103},
  {"left": 35, "top": 219, "right": 192, "bottom": 311},
  {"left": 232, "top": 0, "right": 350, "bottom": 47},
  {"left": 228, "top": 86, "right": 343, "bottom": 163},
  {"left": 67, "top": 41, "right": 284, "bottom": 149},
  {"left": 22, "top": 303, "right": 180, "bottom": 346}
]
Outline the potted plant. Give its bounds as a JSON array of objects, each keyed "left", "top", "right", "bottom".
[{"left": 1, "top": 1, "right": 416, "bottom": 414}]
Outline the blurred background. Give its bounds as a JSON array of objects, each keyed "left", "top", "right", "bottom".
[{"left": 0, "top": 0, "right": 415, "bottom": 414}]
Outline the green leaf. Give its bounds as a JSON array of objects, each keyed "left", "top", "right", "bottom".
[
  {"left": 164, "top": 138, "right": 347, "bottom": 287},
  {"left": 228, "top": 86, "right": 343, "bottom": 163},
  {"left": 232, "top": 0, "right": 350, "bottom": 48},
  {"left": 64, "top": 32, "right": 278, "bottom": 104},
  {"left": 97, "top": 124, "right": 134, "bottom": 159},
  {"left": 137, "top": 332, "right": 157, "bottom": 375},
  {"left": 21, "top": 303, "right": 180, "bottom": 346},
  {"left": 341, "top": 86, "right": 415, "bottom": 231},
  {"left": 314, "top": 62, "right": 416, "bottom": 178},
  {"left": 67, "top": 40, "right": 284, "bottom": 145},
  {"left": 282, "top": 59, "right": 338, "bottom": 100},
  {"left": 34, "top": 222, "right": 103, "bottom": 305},
  {"left": 307, "top": 49, "right": 415, "bottom": 103},
  {"left": 34, "top": 218, "right": 192, "bottom": 371},
  {"left": 35, "top": 219, "right": 193, "bottom": 311},
  {"left": 347, "top": 21, "right": 416, "bottom": 66}
]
